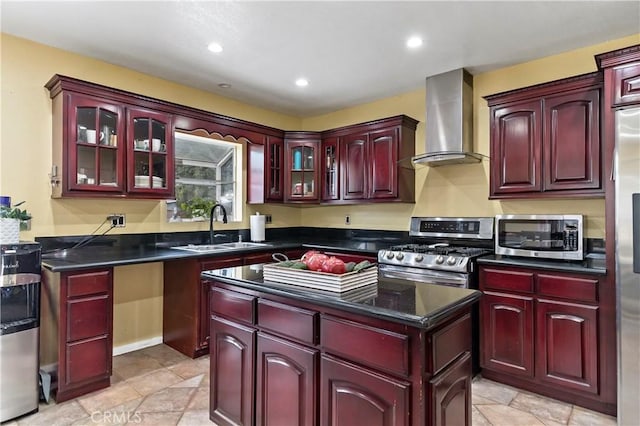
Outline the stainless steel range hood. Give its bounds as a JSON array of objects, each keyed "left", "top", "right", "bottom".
[{"left": 412, "top": 68, "right": 483, "bottom": 166}]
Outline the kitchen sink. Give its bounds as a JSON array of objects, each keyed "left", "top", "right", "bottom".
[{"left": 171, "top": 242, "right": 270, "bottom": 253}]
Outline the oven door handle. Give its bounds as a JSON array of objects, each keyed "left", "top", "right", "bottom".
[{"left": 379, "top": 266, "right": 469, "bottom": 287}]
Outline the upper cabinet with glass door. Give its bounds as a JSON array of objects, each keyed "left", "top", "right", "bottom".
[
  {"left": 127, "top": 108, "right": 173, "bottom": 196},
  {"left": 284, "top": 133, "right": 320, "bottom": 202},
  {"left": 46, "top": 75, "right": 174, "bottom": 199},
  {"left": 68, "top": 95, "right": 125, "bottom": 194}
]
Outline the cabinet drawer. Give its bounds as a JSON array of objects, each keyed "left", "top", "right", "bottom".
[
  {"left": 480, "top": 267, "right": 534, "bottom": 293},
  {"left": 257, "top": 299, "right": 317, "bottom": 345},
  {"left": 320, "top": 315, "right": 409, "bottom": 377},
  {"left": 429, "top": 313, "right": 471, "bottom": 375},
  {"left": 537, "top": 274, "right": 598, "bottom": 303},
  {"left": 210, "top": 287, "right": 255, "bottom": 325},
  {"left": 67, "top": 296, "right": 110, "bottom": 342},
  {"left": 201, "top": 256, "right": 243, "bottom": 271},
  {"left": 66, "top": 270, "right": 110, "bottom": 298},
  {"left": 65, "top": 336, "right": 111, "bottom": 385}
]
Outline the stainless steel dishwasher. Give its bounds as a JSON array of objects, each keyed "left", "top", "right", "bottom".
[{"left": 0, "top": 242, "right": 41, "bottom": 422}]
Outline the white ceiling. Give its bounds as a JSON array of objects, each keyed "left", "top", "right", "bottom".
[{"left": 2, "top": 1, "right": 639, "bottom": 117}]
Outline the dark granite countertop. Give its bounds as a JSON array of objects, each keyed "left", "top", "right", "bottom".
[
  {"left": 477, "top": 254, "right": 606, "bottom": 275},
  {"left": 201, "top": 264, "right": 481, "bottom": 330},
  {"left": 40, "top": 238, "right": 399, "bottom": 272}
]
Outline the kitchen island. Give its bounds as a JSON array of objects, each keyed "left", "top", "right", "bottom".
[{"left": 202, "top": 264, "right": 481, "bottom": 426}]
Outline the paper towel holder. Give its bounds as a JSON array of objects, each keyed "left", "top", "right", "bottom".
[{"left": 250, "top": 212, "right": 266, "bottom": 242}]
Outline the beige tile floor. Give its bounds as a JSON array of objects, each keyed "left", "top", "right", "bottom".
[{"left": 6, "top": 344, "right": 617, "bottom": 426}]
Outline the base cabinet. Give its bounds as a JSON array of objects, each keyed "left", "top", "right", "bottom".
[
  {"left": 480, "top": 292, "right": 534, "bottom": 377},
  {"left": 321, "top": 355, "right": 410, "bottom": 426},
  {"left": 209, "top": 282, "right": 475, "bottom": 426},
  {"left": 164, "top": 255, "right": 243, "bottom": 358},
  {"left": 209, "top": 316, "right": 255, "bottom": 426},
  {"left": 536, "top": 299, "right": 598, "bottom": 393},
  {"left": 428, "top": 353, "right": 472, "bottom": 426},
  {"left": 164, "top": 249, "right": 304, "bottom": 358},
  {"left": 41, "top": 268, "right": 113, "bottom": 403},
  {"left": 479, "top": 264, "right": 613, "bottom": 415},
  {"left": 257, "top": 333, "right": 318, "bottom": 426}
]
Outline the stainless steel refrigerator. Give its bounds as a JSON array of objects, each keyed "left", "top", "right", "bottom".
[{"left": 615, "top": 106, "right": 640, "bottom": 424}]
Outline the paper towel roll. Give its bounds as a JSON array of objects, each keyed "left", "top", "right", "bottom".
[{"left": 250, "top": 213, "right": 266, "bottom": 242}]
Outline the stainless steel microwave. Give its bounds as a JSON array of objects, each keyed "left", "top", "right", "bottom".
[{"left": 495, "top": 214, "right": 583, "bottom": 260}]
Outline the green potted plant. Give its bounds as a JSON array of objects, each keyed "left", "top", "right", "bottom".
[
  {"left": 180, "top": 197, "right": 216, "bottom": 221},
  {"left": 0, "top": 201, "right": 32, "bottom": 243}
]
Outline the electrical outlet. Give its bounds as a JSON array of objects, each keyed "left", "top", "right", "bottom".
[
  {"left": 108, "top": 214, "right": 126, "bottom": 227},
  {"left": 265, "top": 214, "right": 272, "bottom": 224},
  {"left": 345, "top": 215, "right": 351, "bottom": 225}
]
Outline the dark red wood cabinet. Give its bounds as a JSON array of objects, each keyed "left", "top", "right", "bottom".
[
  {"left": 208, "top": 281, "right": 475, "bottom": 426},
  {"left": 210, "top": 316, "right": 256, "bottom": 426},
  {"left": 611, "top": 60, "right": 640, "bottom": 106},
  {"left": 479, "top": 265, "right": 613, "bottom": 415},
  {"left": 480, "top": 292, "right": 534, "bottom": 378},
  {"left": 428, "top": 353, "right": 472, "bottom": 426},
  {"left": 321, "top": 354, "right": 410, "bottom": 426},
  {"left": 342, "top": 131, "right": 369, "bottom": 200},
  {"left": 321, "top": 136, "right": 341, "bottom": 201},
  {"left": 46, "top": 75, "right": 175, "bottom": 199},
  {"left": 489, "top": 99, "right": 542, "bottom": 194},
  {"left": 485, "top": 72, "right": 603, "bottom": 199},
  {"left": 42, "top": 268, "right": 113, "bottom": 403},
  {"left": 163, "top": 248, "right": 306, "bottom": 358},
  {"left": 284, "top": 133, "right": 321, "bottom": 203},
  {"left": 163, "top": 255, "right": 244, "bottom": 358},
  {"left": 250, "top": 115, "right": 417, "bottom": 205},
  {"left": 335, "top": 117, "right": 417, "bottom": 203},
  {"left": 266, "top": 136, "right": 285, "bottom": 202},
  {"left": 257, "top": 332, "right": 318, "bottom": 426},
  {"left": 126, "top": 107, "right": 174, "bottom": 196}
]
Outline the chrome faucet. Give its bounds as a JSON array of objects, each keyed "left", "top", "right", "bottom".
[{"left": 209, "top": 203, "right": 228, "bottom": 244}]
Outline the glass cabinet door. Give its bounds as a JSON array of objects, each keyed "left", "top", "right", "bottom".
[
  {"left": 69, "top": 96, "right": 124, "bottom": 193},
  {"left": 322, "top": 137, "right": 340, "bottom": 200},
  {"left": 287, "top": 141, "right": 318, "bottom": 200},
  {"left": 267, "top": 137, "right": 284, "bottom": 201},
  {"left": 127, "top": 108, "right": 173, "bottom": 195}
]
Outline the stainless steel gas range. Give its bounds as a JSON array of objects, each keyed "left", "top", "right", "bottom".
[{"left": 378, "top": 217, "right": 494, "bottom": 289}]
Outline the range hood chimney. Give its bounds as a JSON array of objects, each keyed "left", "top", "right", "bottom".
[{"left": 412, "top": 68, "right": 482, "bottom": 166}]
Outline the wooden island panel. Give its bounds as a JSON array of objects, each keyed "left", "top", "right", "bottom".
[{"left": 207, "top": 279, "right": 476, "bottom": 426}]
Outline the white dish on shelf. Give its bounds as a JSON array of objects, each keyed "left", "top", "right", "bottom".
[
  {"left": 134, "top": 175, "right": 163, "bottom": 188},
  {"left": 135, "top": 175, "right": 149, "bottom": 187},
  {"left": 135, "top": 139, "right": 149, "bottom": 150}
]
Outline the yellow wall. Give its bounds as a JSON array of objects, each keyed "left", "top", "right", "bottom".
[
  {"left": 300, "top": 33, "right": 640, "bottom": 236},
  {"left": 0, "top": 33, "right": 304, "bottom": 242},
  {"left": 3, "top": 32, "right": 638, "bottom": 349}
]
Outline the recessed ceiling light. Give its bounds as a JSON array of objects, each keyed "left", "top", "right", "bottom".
[
  {"left": 406, "top": 36, "right": 423, "bottom": 49},
  {"left": 207, "top": 42, "right": 223, "bottom": 53},
  {"left": 295, "top": 78, "right": 309, "bottom": 87},
  {"left": 218, "top": 83, "right": 231, "bottom": 89}
]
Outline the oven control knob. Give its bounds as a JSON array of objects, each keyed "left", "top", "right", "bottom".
[
  {"left": 435, "top": 255, "right": 445, "bottom": 264},
  {"left": 414, "top": 255, "right": 424, "bottom": 263},
  {"left": 446, "top": 256, "right": 457, "bottom": 265},
  {"left": 396, "top": 252, "right": 404, "bottom": 260},
  {"left": 386, "top": 251, "right": 395, "bottom": 260}
]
